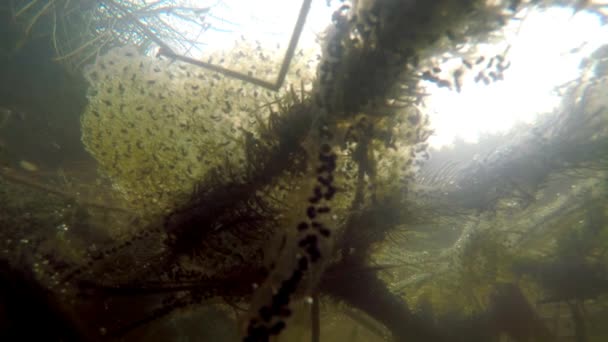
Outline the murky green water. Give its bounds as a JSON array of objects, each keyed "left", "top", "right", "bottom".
[{"left": 1, "top": 1, "right": 607, "bottom": 341}]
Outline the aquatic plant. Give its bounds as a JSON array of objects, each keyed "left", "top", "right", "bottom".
[
  {"left": 73, "top": 1, "right": 519, "bottom": 340},
  {"left": 1, "top": 0, "right": 217, "bottom": 70},
  {"left": 80, "top": 42, "right": 318, "bottom": 214}
]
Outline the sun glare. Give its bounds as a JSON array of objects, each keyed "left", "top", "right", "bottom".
[
  {"left": 424, "top": 6, "right": 608, "bottom": 148},
  {"left": 141, "top": 1, "right": 607, "bottom": 150}
]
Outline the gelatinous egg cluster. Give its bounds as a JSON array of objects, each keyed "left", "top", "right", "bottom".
[{"left": 81, "top": 43, "right": 315, "bottom": 214}]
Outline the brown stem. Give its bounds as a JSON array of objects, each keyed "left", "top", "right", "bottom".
[{"left": 312, "top": 291, "right": 320, "bottom": 342}]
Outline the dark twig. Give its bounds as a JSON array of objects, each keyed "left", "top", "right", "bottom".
[{"left": 0, "top": 167, "right": 132, "bottom": 214}]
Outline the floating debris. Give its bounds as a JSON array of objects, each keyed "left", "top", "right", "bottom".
[{"left": 19, "top": 160, "right": 38, "bottom": 172}]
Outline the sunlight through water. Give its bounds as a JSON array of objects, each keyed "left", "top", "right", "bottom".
[{"left": 424, "top": 6, "right": 608, "bottom": 148}]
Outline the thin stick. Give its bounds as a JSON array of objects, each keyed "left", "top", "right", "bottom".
[
  {"left": 51, "top": 6, "right": 58, "bottom": 55},
  {"left": 54, "top": 30, "right": 110, "bottom": 61},
  {"left": 311, "top": 292, "right": 320, "bottom": 342},
  {"left": 14, "top": 0, "right": 38, "bottom": 18},
  {"left": 159, "top": 0, "right": 312, "bottom": 91},
  {"left": 73, "top": 40, "right": 106, "bottom": 69},
  {"left": 274, "top": 0, "right": 312, "bottom": 90},
  {"left": 102, "top": 0, "right": 174, "bottom": 54},
  {"left": 0, "top": 167, "right": 132, "bottom": 214},
  {"left": 161, "top": 49, "right": 278, "bottom": 90},
  {"left": 24, "top": 0, "right": 54, "bottom": 37},
  {"left": 342, "top": 306, "right": 388, "bottom": 339}
]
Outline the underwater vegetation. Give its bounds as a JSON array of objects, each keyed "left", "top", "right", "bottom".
[
  {"left": 0, "top": 0, "right": 218, "bottom": 71},
  {"left": 1, "top": 0, "right": 608, "bottom": 342}
]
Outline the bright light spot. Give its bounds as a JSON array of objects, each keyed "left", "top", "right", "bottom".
[
  {"left": 131, "top": 1, "right": 607, "bottom": 149},
  {"left": 200, "top": 0, "right": 336, "bottom": 50},
  {"left": 144, "top": 0, "right": 336, "bottom": 55},
  {"left": 424, "top": 6, "right": 608, "bottom": 149},
  {"left": 200, "top": 0, "right": 303, "bottom": 50}
]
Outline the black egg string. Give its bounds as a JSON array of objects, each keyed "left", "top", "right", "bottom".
[
  {"left": 242, "top": 9, "right": 345, "bottom": 340},
  {"left": 243, "top": 120, "right": 337, "bottom": 342}
]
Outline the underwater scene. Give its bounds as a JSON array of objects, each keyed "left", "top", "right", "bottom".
[{"left": 1, "top": 0, "right": 608, "bottom": 341}]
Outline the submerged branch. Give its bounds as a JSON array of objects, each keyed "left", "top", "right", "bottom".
[{"left": 0, "top": 167, "right": 132, "bottom": 214}]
